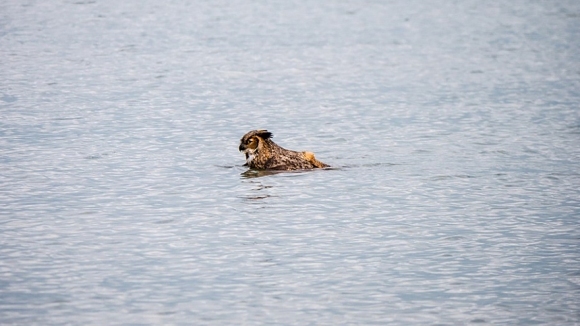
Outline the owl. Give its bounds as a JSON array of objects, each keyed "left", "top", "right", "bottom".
[{"left": 239, "top": 130, "right": 329, "bottom": 170}]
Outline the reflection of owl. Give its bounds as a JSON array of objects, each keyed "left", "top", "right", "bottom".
[{"left": 239, "top": 130, "right": 329, "bottom": 170}]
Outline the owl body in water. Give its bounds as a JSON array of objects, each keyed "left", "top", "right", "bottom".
[{"left": 239, "top": 130, "right": 329, "bottom": 170}]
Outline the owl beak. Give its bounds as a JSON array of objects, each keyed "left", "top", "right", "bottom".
[{"left": 239, "top": 143, "right": 246, "bottom": 152}]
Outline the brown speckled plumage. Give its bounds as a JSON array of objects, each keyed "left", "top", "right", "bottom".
[{"left": 239, "top": 130, "right": 329, "bottom": 170}]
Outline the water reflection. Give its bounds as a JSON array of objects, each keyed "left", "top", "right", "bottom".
[
  {"left": 238, "top": 177, "right": 275, "bottom": 203},
  {"left": 241, "top": 167, "right": 338, "bottom": 179},
  {"left": 240, "top": 169, "right": 288, "bottom": 179}
]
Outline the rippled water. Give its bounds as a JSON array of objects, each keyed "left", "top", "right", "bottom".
[{"left": 1, "top": 0, "right": 580, "bottom": 324}]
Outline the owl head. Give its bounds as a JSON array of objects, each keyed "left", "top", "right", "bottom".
[{"left": 239, "top": 130, "right": 272, "bottom": 154}]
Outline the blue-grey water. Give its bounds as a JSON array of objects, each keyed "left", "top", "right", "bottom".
[{"left": 1, "top": 0, "right": 580, "bottom": 325}]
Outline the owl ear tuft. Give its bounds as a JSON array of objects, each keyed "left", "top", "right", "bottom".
[{"left": 256, "top": 130, "right": 272, "bottom": 139}]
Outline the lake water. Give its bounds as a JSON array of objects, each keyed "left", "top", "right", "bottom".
[{"left": 1, "top": 0, "right": 579, "bottom": 324}]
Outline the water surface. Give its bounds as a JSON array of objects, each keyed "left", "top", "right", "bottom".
[{"left": 1, "top": 0, "right": 579, "bottom": 325}]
